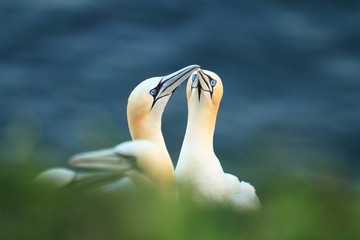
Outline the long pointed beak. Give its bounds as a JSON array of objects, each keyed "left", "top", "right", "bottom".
[
  {"left": 156, "top": 64, "right": 200, "bottom": 99},
  {"left": 197, "top": 69, "right": 213, "bottom": 93},
  {"left": 69, "top": 149, "right": 136, "bottom": 173}
]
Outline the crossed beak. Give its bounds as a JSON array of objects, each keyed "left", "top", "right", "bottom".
[
  {"left": 191, "top": 69, "right": 214, "bottom": 100},
  {"left": 155, "top": 64, "right": 200, "bottom": 100}
]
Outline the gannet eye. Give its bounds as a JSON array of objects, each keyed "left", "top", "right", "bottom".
[
  {"left": 210, "top": 79, "right": 217, "bottom": 87},
  {"left": 149, "top": 89, "right": 157, "bottom": 96},
  {"left": 191, "top": 74, "right": 197, "bottom": 82}
]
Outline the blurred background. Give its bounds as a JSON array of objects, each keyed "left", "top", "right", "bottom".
[
  {"left": 1, "top": 1, "right": 360, "bottom": 239},
  {"left": 0, "top": 0, "right": 359, "bottom": 184}
]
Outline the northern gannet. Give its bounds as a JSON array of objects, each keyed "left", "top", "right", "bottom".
[
  {"left": 34, "top": 141, "right": 171, "bottom": 191},
  {"left": 69, "top": 140, "right": 173, "bottom": 189},
  {"left": 35, "top": 65, "right": 200, "bottom": 189},
  {"left": 126, "top": 64, "right": 199, "bottom": 170},
  {"left": 175, "top": 69, "right": 261, "bottom": 210}
]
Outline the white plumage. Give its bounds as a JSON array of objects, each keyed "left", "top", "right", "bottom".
[
  {"left": 34, "top": 65, "right": 261, "bottom": 211},
  {"left": 35, "top": 65, "right": 200, "bottom": 189},
  {"left": 176, "top": 69, "right": 261, "bottom": 210}
]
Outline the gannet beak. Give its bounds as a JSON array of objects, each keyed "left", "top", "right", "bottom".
[
  {"left": 69, "top": 149, "right": 136, "bottom": 172},
  {"left": 190, "top": 69, "right": 214, "bottom": 100},
  {"left": 155, "top": 64, "right": 200, "bottom": 100},
  {"left": 197, "top": 69, "right": 213, "bottom": 93}
]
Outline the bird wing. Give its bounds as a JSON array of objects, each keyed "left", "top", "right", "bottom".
[
  {"left": 224, "top": 173, "right": 261, "bottom": 210},
  {"left": 34, "top": 167, "right": 126, "bottom": 190}
]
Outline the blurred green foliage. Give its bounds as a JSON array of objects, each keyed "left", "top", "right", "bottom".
[
  {"left": 1, "top": 161, "right": 359, "bottom": 240},
  {"left": 0, "top": 123, "right": 359, "bottom": 240}
]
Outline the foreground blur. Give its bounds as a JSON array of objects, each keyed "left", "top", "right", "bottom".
[{"left": 1, "top": 156, "right": 359, "bottom": 240}]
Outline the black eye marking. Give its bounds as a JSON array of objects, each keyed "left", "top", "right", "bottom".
[
  {"left": 194, "top": 72, "right": 218, "bottom": 100},
  {"left": 149, "top": 88, "right": 157, "bottom": 96},
  {"left": 210, "top": 79, "right": 217, "bottom": 87},
  {"left": 150, "top": 81, "right": 170, "bottom": 109},
  {"left": 149, "top": 81, "right": 162, "bottom": 98}
]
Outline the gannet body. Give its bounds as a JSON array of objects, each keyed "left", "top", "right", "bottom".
[
  {"left": 70, "top": 140, "right": 174, "bottom": 188},
  {"left": 36, "top": 65, "right": 200, "bottom": 189},
  {"left": 176, "top": 69, "right": 260, "bottom": 210}
]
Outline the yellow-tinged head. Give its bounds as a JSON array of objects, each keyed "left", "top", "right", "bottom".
[
  {"left": 127, "top": 65, "right": 200, "bottom": 141},
  {"left": 186, "top": 69, "right": 223, "bottom": 117}
]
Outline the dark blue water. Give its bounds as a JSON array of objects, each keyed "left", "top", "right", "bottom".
[{"left": 1, "top": 0, "right": 359, "bottom": 180}]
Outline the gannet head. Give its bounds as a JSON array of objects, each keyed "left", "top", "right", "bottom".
[
  {"left": 127, "top": 65, "right": 200, "bottom": 140},
  {"left": 186, "top": 69, "right": 223, "bottom": 113},
  {"left": 70, "top": 140, "right": 174, "bottom": 186}
]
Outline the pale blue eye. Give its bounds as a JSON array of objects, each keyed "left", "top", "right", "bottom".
[
  {"left": 149, "top": 89, "right": 157, "bottom": 96},
  {"left": 210, "top": 79, "right": 217, "bottom": 86},
  {"left": 191, "top": 74, "right": 197, "bottom": 82}
]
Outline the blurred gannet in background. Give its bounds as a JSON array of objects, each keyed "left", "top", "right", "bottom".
[
  {"left": 35, "top": 141, "right": 173, "bottom": 190},
  {"left": 69, "top": 140, "right": 174, "bottom": 189},
  {"left": 175, "top": 69, "right": 261, "bottom": 210},
  {"left": 35, "top": 65, "right": 200, "bottom": 189}
]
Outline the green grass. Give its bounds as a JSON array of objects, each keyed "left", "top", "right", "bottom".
[
  {"left": 0, "top": 161, "right": 359, "bottom": 240},
  {"left": 0, "top": 122, "right": 359, "bottom": 240}
]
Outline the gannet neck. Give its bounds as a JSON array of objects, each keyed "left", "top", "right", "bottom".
[
  {"left": 176, "top": 84, "right": 224, "bottom": 185},
  {"left": 111, "top": 140, "right": 175, "bottom": 188},
  {"left": 126, "top": 65, "right": 200, "bottom": 160},
  {"left": 184, "top": 102, "right": 218, "bottom": 151},
  {"left": 127, "top": 109, "right": 166, "bottom": 150},
  {"left": 127, "top": 96, "right": 172, "bottom": 172},
  {"left": 182, "top": 71, "right": 222, "bottom": 152},
  {"left": 176, "top": 69, "right": 228, "bottom": 202},
  {"left": 177, "top": 69, "right": 261, "bottom": 210},
  {"left": 133, "top": 146, "right": 174, "bottom": 187}
]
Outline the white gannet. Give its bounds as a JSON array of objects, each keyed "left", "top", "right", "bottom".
[
  {"left": 35, "top": 65, "right": 200, "bottom": 189},
  {"left": 125, "top": 64, "right": 199, "bottom": 170},
  {"left": 69, "top": 140, "right": 173, "bottom": 189},
  {"left": 33, "top": 167, "right": 119, "bottom": 189},
  {"left": 175, "top": 69, "right": 261, "bottom": 210}
]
